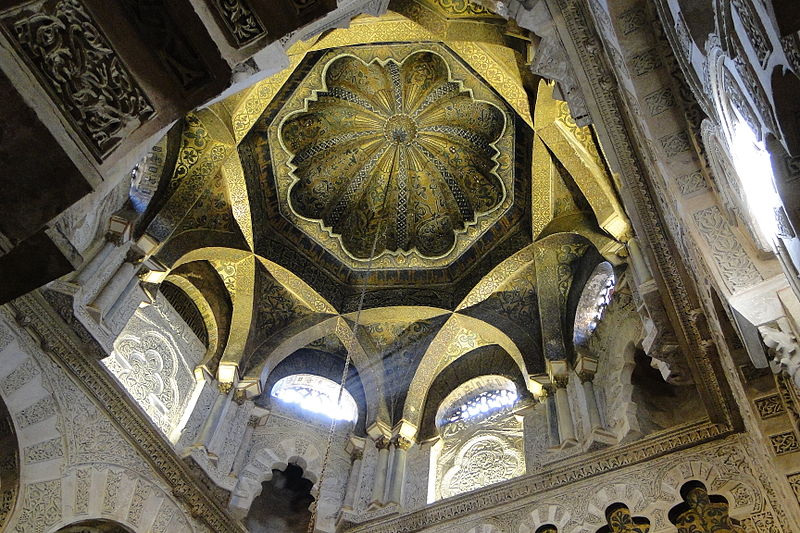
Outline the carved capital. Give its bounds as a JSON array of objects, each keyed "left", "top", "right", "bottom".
[
  {"left": 577, "top": 370, "right": 595, "bottom": 383},
  {"left": 218, "top": 382, "right": 234, "bottom": 395},
  {"left": 375, "top": 435, "right": 391, "bottom": 450},
  {"left": 392, "top": 436, "right": 413, "bottom": 451},
  {"left": 553, "top": 375, "right": 569, "bottom": 389},
  {"left": 350, "top": 448, "right": 364, "bottom": 462},
  {"left": 233, "top": 389, "right": 247, "bottom": 405}
]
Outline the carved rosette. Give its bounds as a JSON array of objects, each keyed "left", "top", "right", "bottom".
[{"left": 279, "top": 50, "right": 509, "bottom": 261}]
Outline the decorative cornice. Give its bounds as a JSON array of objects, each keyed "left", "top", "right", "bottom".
[
  {"left": 348, "top": 420, "right": 730, "bottom": 532},
  {"left": 5, "top": 291, "right": 244, "bottom": 532}
]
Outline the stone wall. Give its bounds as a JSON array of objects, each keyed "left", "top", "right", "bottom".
[
  {"left": 352, "top": 432, "right": 793, "bottom": 533},
  {"left": 0, "top": 313, "right": 209, "bottom": 533}
]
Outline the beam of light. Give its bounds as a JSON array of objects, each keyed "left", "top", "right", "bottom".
[{"left": 731, "top": 122, "right": 782, "bottom": 243}]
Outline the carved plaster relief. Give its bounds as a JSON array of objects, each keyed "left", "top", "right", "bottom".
[
  {"left": 104, "top": 295, "right": 204, "bottom": 436},
  {"left": 692, "top": 206, "right": 763, "bottom": 293},
  {"left": 0, "top": 316, "right": 204, "bottom": 533},
  {"left": 434, "top": 409, "right": 525, "bottom": 501},
  {"left": 0, "top": 0, "right": 154, "bottom": 159}
]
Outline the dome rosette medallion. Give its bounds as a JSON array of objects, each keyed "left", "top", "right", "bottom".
[{"left": 270, "top": 46, "right": 516, "bottom": 269}]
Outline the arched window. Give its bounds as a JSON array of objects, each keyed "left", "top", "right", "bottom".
[
  {"left": 436, "top": 375, "right": 518, "bottom": 427},
  {"left": 271, "top": 374, "right": 358, "bottom": 423},
  {"left": 432, "top": 375, "right": 525, "bottom": 500},
  {"left": 729, "top": 121, "right": 783, "bottom": 246},
  {"left": 573, "top": 261, "right": 615, "bottom": 345},
  {"left": 129, "top": 136, "right": 168, "bottom": 214}
]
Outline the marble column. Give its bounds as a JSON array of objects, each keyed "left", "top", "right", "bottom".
[
  {"left": 370, "top": 436, "right": 391, "bottom": 507},
  {"left": 579, "top": 371, "right": 603, "bottom": 431},
  {"left": 541, "top": 386, "right": 559, "bottom": 447},
  {"left": 75, "top": 240, "right": 115, "bottom": 286},
  {"left": 342, "top": 448, "right": 364, "bottom": 510},
  {"left": 196, "top": 383, "right": 232, "bottom": 450},
  {"left": 89, "top": 259, "right": 137, "bottom": 320},
  {"left": 231, "top": 415, "right": 259, "bottom": 475},
  {"left": 553, "top": 376, "right": 576, "bottom": 444},
  {"left": 106, "top": 271, "right": 145, "bottom": 320},
  {"left": 387, "top": 436, "right": 412, "bottom": 505},
  {"left": 627, "top": 237, "right": 652, "bottom": 284}
]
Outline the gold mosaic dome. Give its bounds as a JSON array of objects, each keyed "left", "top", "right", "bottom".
[{"left": 278, "top": 49, "right": 511, "bottom": 261}]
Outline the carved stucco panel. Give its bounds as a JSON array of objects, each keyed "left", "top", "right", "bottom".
[
  {"left": 105, "top": 295, "right": 204, "bottom": 436},
  {"left": 692, "top": 206, "right": 763, "bottom": 293},
  {"left": 436, "top": 413, "right": 525, "bottom": 501},
  {"left": 0, "top": 0, "right": 154, "bottom": 159}
]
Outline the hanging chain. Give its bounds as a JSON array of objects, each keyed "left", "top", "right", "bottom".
[{"left": 307, "top": 156, "right": 395, "bottom": 533}]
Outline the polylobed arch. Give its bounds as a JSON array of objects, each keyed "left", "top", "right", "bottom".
[{"left": 231, "top": 438, "right": 324, "bottom": 520}]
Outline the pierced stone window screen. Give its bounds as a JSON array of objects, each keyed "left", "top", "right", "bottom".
[
  {"left": 573, "top": 261, "right": 615, "bottom": 345},
  {"left": 271, "top": 374, "right": 358, "bottom": 422},
  {"left": 432, "top": 375, "right": 524, "bottom": 500},
  {"left": 435, "top": 375, "right": 518, "bottom": 427}
]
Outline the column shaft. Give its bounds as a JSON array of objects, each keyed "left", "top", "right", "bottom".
[
  {"left": 342, "top": 454, "right": 363, "bottom": 510},
  {"left": 196, "top": 386, "right": 229, "bottom": 449},
  {"left": 106, "top": 273, "right": 144, "bottom": 322},
  {"left": 542, "top": 389, "right": 559, "bottom": 446},
  {"left": 90, "top": 261, "right": 136, "bottom": 319},
  {"left": 370, "top": 438, "right": 390, "bottom": 506},
  {"left": 231, "top": 417, "right": 257, "bottom": 475},
  {"left": 582, "top": 378, "right": 603, "bottom": 430},
  {"left": 75, "top": 240, "right": 115, "bottom": 286},
  {"left": 554, "top": 382, "right": 576, "bottom": 443},
  {"left": 387, "top": 439, "right": 410, "bottom": 505}
]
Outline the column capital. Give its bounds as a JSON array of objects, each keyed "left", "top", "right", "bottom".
[
  {"left": 233, "top": 388, "right": 248, "bottom": 405},
  {"left": 374, "top": 435, "right": 391, "bottom": 450},
  {"left": 392, "top": 436, "right": 413, "bottom": 451},
  {"left": 552, "top": 375, "right": 570, "bottom": 389},
  {"left": 350, "top": 448, "right": 364, "bottom": 462},
  {"left": 575, "top": 354, "right": 599, "bottom": 382}
]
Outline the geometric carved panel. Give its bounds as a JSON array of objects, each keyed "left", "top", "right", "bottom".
[{"left": 754, "top": 394, "right": 785, "bottom": 419}]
